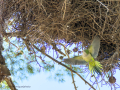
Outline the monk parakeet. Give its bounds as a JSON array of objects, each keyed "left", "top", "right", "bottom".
[{"left": 63, "top": 35, "right": 103, "bottom": 75}]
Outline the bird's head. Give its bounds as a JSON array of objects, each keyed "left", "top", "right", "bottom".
[{"left": 83, "top": 49, "right": 89, "bottom": 57}]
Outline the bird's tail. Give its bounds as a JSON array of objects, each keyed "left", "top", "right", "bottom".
[{"left": 89, "top": 60, "right": 103, "bottom": 75}]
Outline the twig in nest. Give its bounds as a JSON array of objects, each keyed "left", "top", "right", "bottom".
[
  {"left": 62, "top": 0, "right": 67, "bottom": 20},
  {"left": 101, "top": 51, "right": 118, "bottom": 64},
  {"left": 23, "top": 38, "right": 31, "bottom": 51},
  {"left": 33, "top": 44, "right": 96, "bottom": 90},
  {"left": 97, "top": 0, "right": 109, "bottom": 12}
]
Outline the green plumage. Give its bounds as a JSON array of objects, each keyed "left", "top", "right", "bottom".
[
  {"left": 94, "top": 66, "right": 102, "bottom": 75},
  {"left": 88, "top": 58, "right": 102, "bottom": 75},
  {"left": 84, "top": 49, "right": 89, "bottom": 54},
  {"left": 63, "top": 35, "right": 103, "bottom": 75}
]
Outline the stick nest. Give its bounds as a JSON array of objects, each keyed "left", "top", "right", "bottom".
[{"left": 1, "top": 0, "right": 120, "bottom": 85}]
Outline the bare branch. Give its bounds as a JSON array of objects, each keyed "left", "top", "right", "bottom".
[
  {"left": 4, "top": 77, "right": 17, "bottom": 90},
  {"left": 33, "top": 44, "right": 96, "bottom": 90}
]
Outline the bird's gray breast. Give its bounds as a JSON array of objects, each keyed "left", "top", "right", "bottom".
[{"left": 82, "top": 51, "right": 88, "bottom": 57}]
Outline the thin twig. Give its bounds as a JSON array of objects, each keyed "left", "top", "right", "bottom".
[
  {"left": 96, "top": 0, "right": 109, "bottom": 12},
  {"left": 62, "top": 0, "right": 67, "bottom": 20},
  {"left": 33, "top": 44, "right": 96, "bottom": 90},
  {"left": 93, "top": 75, "right": 100, "bottom": 90},
  {"left": 51, "top": 43, "right": 66, "bottom": 56},
  {"left": 71, "top": 66, "right": 77, "bottom": 90},
  {"left": 65, "top": 46, "right": 77, "bottom": 90}
]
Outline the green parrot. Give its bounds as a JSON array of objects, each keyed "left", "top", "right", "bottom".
[{"left": 63, "top": 35, "right": 103, "bottom": 75}]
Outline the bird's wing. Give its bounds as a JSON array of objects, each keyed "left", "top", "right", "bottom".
[
  {"left": 63, "top": 56, "right": 88, "bottom": 65},
  {"left": 88, "top": 35, "right": 100, "bottom": 58}
]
